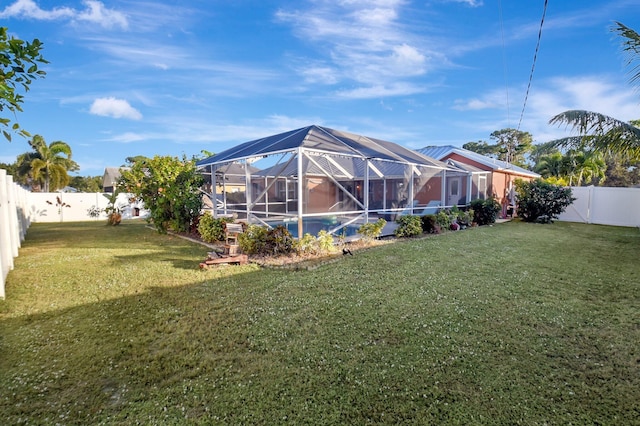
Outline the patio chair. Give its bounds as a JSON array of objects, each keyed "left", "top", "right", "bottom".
[
  {"left": 398, "top": 200, "right": 419, "bottom": 216},
  {"left": 419, "top": 200, "right": 441, "bottom": 216}
]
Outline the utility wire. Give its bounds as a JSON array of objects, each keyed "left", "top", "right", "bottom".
[
  {"left": 498, "top": 0, "right": 510, "bottom": 128},
  {"left": 517, "top": 0, "right": 549, "bottom": 132}
]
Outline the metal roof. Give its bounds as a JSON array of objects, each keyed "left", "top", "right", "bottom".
[{"left": 418, "top": 145, "right": 540, "bottom": 178}]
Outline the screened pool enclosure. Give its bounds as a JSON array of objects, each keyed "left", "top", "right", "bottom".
[{"left": 196, "top": 126, "right": 468, "bottom": 237}]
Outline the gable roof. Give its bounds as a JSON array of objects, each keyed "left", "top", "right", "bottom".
[
  {"left": 197, "top": 125, "right": 450, "bottom": 169},
  {"left": 102, "top": 167, "right": 130, "bottom": 187},
  {"left": 418, "top": 145, "right": 540, "bottom": 178}
]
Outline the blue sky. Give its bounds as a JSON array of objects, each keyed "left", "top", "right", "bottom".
[{"left": 2, "top": 0, "right": 639, "bottom": 177}]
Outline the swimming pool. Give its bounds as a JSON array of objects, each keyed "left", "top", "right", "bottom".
[{"left": 266, "top": 217, "right": 361, "bottom": 238}]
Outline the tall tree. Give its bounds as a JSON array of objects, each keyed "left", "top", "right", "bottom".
[
  {"left": 562, "top": 150, "right": 606, "bottom": 186},
  {"left": 0, "top": 27, "right": 48, "bottom": 141},
  {"left": 489, "top": 128, "right": 533, "bottom": 168},
  {"left": 462, "top": 140, "right": 496, "bottom": 157},
  {"left": 549, "top": 22, "right": 640, "bottom": 160},
  {"left": 27, "top": 135, "right": 78, "bottom": 192},
  {"left": 535, "top": 151, "right": 566, "bottom": 180}
]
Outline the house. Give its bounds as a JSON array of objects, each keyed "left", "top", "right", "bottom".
[
  {"left": 196, "top": 125, "right": 466, "bottom": 237},
  {"left": 418, "top": 146, "right": 540, "bottom": 217},
  {"left": 102, "top": 167, "right": 130, "bottom": 193}
]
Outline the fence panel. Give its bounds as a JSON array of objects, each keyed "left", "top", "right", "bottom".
[
  {"left": 558, "top": 186, "right": 640, "bottom": 228},
  {"left": 0, "top": 170, "right": 29, "bottom": 299}
]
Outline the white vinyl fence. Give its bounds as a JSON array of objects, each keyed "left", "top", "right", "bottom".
[
  {"left": 0, "top": 169, "right": 30, "bottom": 299},
  {"left": 558, "top": 186, "right": 640, "bottom": 228}
]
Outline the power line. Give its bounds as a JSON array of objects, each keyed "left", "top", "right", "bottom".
[
  {"left": 498, "top": 0, "right": 510, "bottom": 128},
  {"left": 517, "top": 0, "right": 549, "bottom": 132}
]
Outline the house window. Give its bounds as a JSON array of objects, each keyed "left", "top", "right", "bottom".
[
  {"left": 288, "top": 181, "right": 297, "bottom": 200},
  {"left": 276, "top": 180, "right": 286, "bottom": 199}
]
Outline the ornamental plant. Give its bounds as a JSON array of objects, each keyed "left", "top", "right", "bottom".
[
  {"left": 470, "top": 197, "right": 501, "bottom": 226},
  {"left": 394, "top": 215, "right": 422, "bottom": 238},
  {"left": 197, "top": 213, "right": 233, "bottom": 243},
  {"left": 357, "top": 218, "right": 387, "bottom": 242},
  {"left": 119, "top": 155, "right": 203, "bottom": 233},
  {"left": 515, "top": 179, "right": 575, "bottom": 223}
]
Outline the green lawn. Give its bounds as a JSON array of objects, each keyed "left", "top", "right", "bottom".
[{"left": 1, "top": 220, "right": 639, "bottom": 425}]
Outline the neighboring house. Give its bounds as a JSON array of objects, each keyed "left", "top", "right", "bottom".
[
  {"left": 197, "top": 125, "right": 464, "bottom": 237},
  {"left": 102, "top": 167, "right": 130, "bottom": 193},
  {"left": 418, "top": 146, "right": 540, "bottom": 217}
]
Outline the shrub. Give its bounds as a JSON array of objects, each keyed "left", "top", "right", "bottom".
[
  {"left": 470, "top": 198, "right": 501, "bottom": 226},
  {"left": 265, "top": 225, "right": 295, "bottom": 256},
  {"left": 421, "top": 214, "right": 439, "bottom": 234},
  {"left": 435, "top": 210, "right": 452, "bottom": 230},
  {"left": 357, "top": 218, "right": 387, "bottom": 241},
  {"left": 316, "top": 230, "right": 336, "bottom": 253},
  {"left": 238, "top": 224, "right": 268, "bottom": 255},
  {"left": 197, "top": 214, "right": 233, "bottom": 243},
  {"left": 394, "top": 215, "right": 422, "bottom": 238},
  {"left": 515, "top": 179, "right": 575, "bottom": 223},
  {"left": 295, "top": 233, "right": 318, "bottom": 255},
  {"left": 458, "top": 208, "right": 474, "bottom": 226}
]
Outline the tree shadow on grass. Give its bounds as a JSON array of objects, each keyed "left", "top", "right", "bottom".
[{"left": 0, "top": 268, "right": 274, "bottom": 425}]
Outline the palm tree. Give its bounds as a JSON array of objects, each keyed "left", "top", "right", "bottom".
[
  {"left": 549, "top": 22, "right": 640, "bottom": 160},
  {"left": 535, "top": 151, "right": 566, "bottom": 179},
  {"left": 27, "top": 135, "right": 77, "bottom": 192},
  {"left": 562, "top": 150, "right": 606, "bottom": 186}
]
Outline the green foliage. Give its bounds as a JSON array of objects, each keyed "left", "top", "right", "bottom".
[
  {"left": 420, "top": 214, "right": 439, "bottom": 234},
  {"left": 394, "top": 215, "right": 422, "bottom": 238},
  {"left": 435, "top": 210, "right": 452, "bottom": 229},
  {"left": 69, "top": 175, "right": 102, "bottom": 192},
  {"left": 470, "top": 198, "right": 501, "bottom": 226},
  {"left": 119, "top": 155, "right": 204, "bottom": 233},
  {"left": 3, "top": 221, "right": 640, "bottom": 424},
  {"left": 0, "top": 27, "right": 48, "bottom": 141},
  {"left": 18, "top": 135, "right": 78, "bottom": 192},
  {"left": 197, "top": 213, "right": 233, "bottom": 243},
  {"left": 294, "top": 230, "right": 336, "bottom": 255},
  {"left": 548, "top": 23, "right": 640, "bottom": 160},
  {"left": 357, "top": 218, "right": 386, "bottom": 241},
  {"left": 265, "top": 225, "right": 295, "bottom": 256},
  {"left": 489, "top": 128, "right": 533, "bottom": 168},
  {"left": 515, "top": 179, "right": 576, "bottom": 223},
  {"left": 316, "top": 230, "right": 335, "bottom": 253},
  {"left": 295, "top": 233, "right": 319, "bottom": 255},
  {"left": 458, "top": 208, "right": 474, "bottom": 226},
  {"left": 463, "top": 129, "right": 534, "bottom": 168},
  {"left": 238, "top": 224, "right": 268, "bottom": 255},
  {"left": 102, "top": 191, "right": 123, "bottom": 226}
]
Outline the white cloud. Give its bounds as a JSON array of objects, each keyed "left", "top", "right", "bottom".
[
  {"left": 335, "top": 82, "right": 427, "bottom": 99},
  {"left": 90, "top": 97, "right": 142, "bottom": 120},
  {"left": 0, "top": 0, "right": 73, "bottom": 20},
  {"left": 446, "top": 0, "right": 483, "bottom": 6},
  {"left": 275, "top": 1, "right": 439, "bottom": 94},
  {"left": 76, "top": 0, "right": 128, "bottom": 29},
  {"left": 103, "top": 132, "right": 147, "bottom": 144},
  {"left": 0, "top": 0, "right": 128, "bottom": 29}
]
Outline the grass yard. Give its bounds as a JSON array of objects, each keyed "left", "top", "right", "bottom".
[{"left": 1, "top": 220, "right": 639, "bottom": 425}]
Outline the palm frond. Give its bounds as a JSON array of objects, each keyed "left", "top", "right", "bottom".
[
  {"left": 549, "top": 110, "right": 640, "bottom": 159},
  {"left": 613, "top": 22, "right": 640, "bottom": 89}
]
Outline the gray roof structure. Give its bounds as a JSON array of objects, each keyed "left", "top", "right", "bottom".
[
  {"left": 197, "top": 125, "right": 452, "bottom": 170},
  {"left": 417, "top": 145, "right": 540, "bottom": 178}
]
